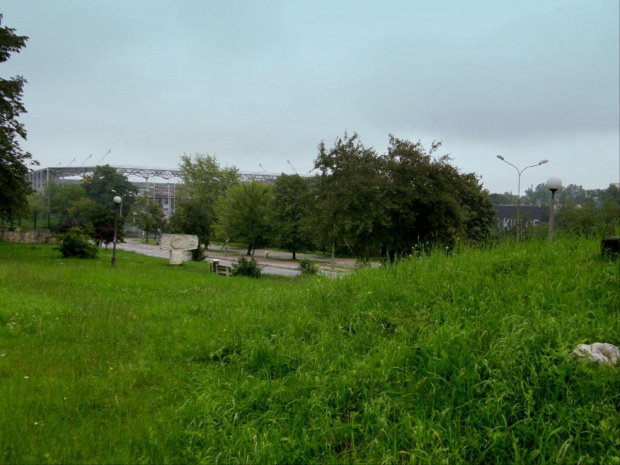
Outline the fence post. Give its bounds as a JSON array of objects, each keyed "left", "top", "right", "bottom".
[{"left": 33, "top": 211, "right": 37, "bottom": 230}]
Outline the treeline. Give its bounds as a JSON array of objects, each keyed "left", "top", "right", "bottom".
[
  {"left": 27, "top": 133, "right": 618, "bottom": 258},
  {"left": 490, "top": 183, "right": 619, "bottom": 237},
  {"left": 170, "top": 133, "right": 496, "bottom": 260}
]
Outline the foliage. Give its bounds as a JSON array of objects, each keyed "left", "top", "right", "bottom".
[
  {"left": 297, "top": 257, "right": 319, "bottom": 275},
  {"left": 129, "top": 193, "right": 164, "bottom": 242},
  {"left": 215, "top": 181, "right": 274, "bottom": 256},
  {"left": 0, "top": 15, "right": 36, "bottom": 225},
  {"left": 54, "top": 228, "right": 99, "bottom": 258},
  {"left": 63, "top": 197, "right": 119, "bottom": 246},
  {"left": 308, "top": 132, "right": 495, "bottom": 259},
  {"left": 0, "top": 238, "right": 617, "bottom": 464},
  {"left": 230, "top": 256, "right": 263, "bottom": 278},
  {"left": 308, "top": 132, "right": 387, "bottom": 258},
  {"left": 272, "top": 174, "right": 313, "bottom": 259},
  {"left": 488, "top": 191, "right": 517, "bottom": 205},
  {"left": 495, "top": 183, "right": 620, "bottom": 238},
  {"left": 28, "top": 181, "right": 87, "bottom": 217},
  {"left": 83, "top": 165, "right": 137, "bottom": 216},
  {"left": 170, "top": 153, "right": 239, "bottom": 251}
]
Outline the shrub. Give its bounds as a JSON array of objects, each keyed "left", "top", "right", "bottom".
[
  {"left": 298, "top": 258, "right": 319, "bottom": 275},
  {"left": 231, "top": 257, "right": 262, "bottom": 278},
  {"left": 190, "top": 245, "right": 206, "bottom": 262},
  {"left": 55, "top": 228, "right": 99, "bottom": 259}
]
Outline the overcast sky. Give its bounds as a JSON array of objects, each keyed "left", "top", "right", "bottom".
[{"left": 2, "top": 0, "right": 618, "bottom": 193}]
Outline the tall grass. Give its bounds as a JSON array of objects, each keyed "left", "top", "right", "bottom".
[{"left": 0, "top": 238, "right": 618, "bottom": 464}]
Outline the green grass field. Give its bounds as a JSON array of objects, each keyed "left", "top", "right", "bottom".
[{"left": 0, "top": 239, "right": 618, "bottom": 464}]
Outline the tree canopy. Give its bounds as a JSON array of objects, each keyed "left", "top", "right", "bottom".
[
  {"left": 129, "top": 193, "right": 164, "bottom": 242},
  {"left": 0, "top": 15, "right": 35, "bottom": 224},
  {"left": 272, "top": 174, "right": 313, "bottom": 259},
  {"left": 83, "top": 165, "right": 137, "bottom": 215},
  {"left": 308, "top": 133, "right": 495, "bottom": 259},
  {"left": 169, "top": 153, "right": 239, "bottom": 254},
  {"left": 215, "top": 181, "right": 273, "bottom": 256}
]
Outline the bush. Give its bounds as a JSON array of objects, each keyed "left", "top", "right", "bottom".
[
  {"left": 190, "top": 245, "right": 206, "bottom": 262},
  {"left": 231, "top": 257, "right": 262, "bottom": 278},
  {"left": 298, "top": 258, "right": 319, "bottom": 275},
  {"left": 55, "top": 228, "right": 99, "bottom": 259}
]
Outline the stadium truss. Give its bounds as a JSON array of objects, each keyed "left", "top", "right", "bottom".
[{"left": 27, "top": 165, "right": 291, "bottom": 191}]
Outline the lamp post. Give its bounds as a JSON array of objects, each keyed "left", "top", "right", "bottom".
[
  {"left": 547, "top": 177, "right": 562, "bottom": 240},
  {"left": 497, "top": 155, "right": 548, "bottom": 242},
  {"left": 212, "top": 177, "right": 230, "bottom": 255},
  {"left": 111, "top": 195, "right": 122, "bottom": 266}
]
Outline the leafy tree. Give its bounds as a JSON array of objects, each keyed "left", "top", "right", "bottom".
[
  {"left": 49, "top": 183, "right": 87, "bottom": 216},
  {"left": 383, "top": 136, "right": 494, "bottom": 254},
  {"left": 556, "top": 184, "right": 619, "bottom": 237},
  {"left": 308, "top": 132, "right": 387, "bottom": 257},
  {"left": 307, "top": 132, "right": 495, "bottom": 260},
  {"left": 215, "top": 181, "right": 274, "bottom": 256},
  {"left": 0, "top": 15, "right": 37, "bottom": 224},
  {"left": 64, "top": 197, "right": 119, "bottom": 247},
  {"left": 83, "top": 165, "right": 137, "bottom": 217},
  {"left": 129, "top": 193, "right": 164, "bottom": 243},
  {"left": 170, "top": 153, "right": 239, "bottom": 253},
  {"left": 272, "top": 173, "right": 313, "bottom": 259}
]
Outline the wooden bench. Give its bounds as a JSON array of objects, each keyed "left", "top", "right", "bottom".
[{"left": 216, "top": 264, "right": 230, "bottom": 276}]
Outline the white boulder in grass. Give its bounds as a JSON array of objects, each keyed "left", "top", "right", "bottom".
[{"left": 573, "top": 343, "right": 620, "bottom": 365}]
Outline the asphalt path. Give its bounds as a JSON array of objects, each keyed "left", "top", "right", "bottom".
[{"left": 114, "top": 240, "right": 355, "bottom": 277}]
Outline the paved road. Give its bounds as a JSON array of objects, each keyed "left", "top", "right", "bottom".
[{"left": 114, "top": 240, "right": 355, "bottom": 277}]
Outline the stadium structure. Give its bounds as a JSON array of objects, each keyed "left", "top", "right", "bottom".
[{"left": 27, "top": 165, "right": 289, "bottom": 217}]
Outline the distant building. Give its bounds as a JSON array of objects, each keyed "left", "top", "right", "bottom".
[{"left": 493, "top": 205, "right": 542, "bottom": 229}]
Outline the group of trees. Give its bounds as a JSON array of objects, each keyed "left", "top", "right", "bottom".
[
  {"left": 28, "top": 165, "right": 140, "bottom": 245},
  {"left": 169, "top": 134, "right": 496, "bottom": 260},
  {"left": 303, "top": 133, "right": 495, "bottom": 259},
  {"left": 490, "top": 183, "right": 619, "bottom": 237}
]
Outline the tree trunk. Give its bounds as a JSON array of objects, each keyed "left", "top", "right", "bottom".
[
  {"left": 292, "top": 250, "right": 296, "bottom": 260},
  {"left": 246, "top": 243, "right": 252, "bottom": 256}
]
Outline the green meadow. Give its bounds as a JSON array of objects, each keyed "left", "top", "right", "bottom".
[{"left": 0, "top": 239, "right": 618, "bottom": 464}]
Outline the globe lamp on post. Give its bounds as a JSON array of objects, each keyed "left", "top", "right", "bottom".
[
  {"left": 497, "top": 155, "right": 548, "bottom": 242},
  {"left": 111, "top": 195, "right": 122, "bottom": 267},
  {"left": 547, "top": 177, "right": 562, "bottom": 240}
]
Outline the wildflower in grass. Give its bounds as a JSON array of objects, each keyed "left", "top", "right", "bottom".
[
  {"left": 24, "top": 376, "right": 29, "bottom": 379},
  {"left": 367, "top": 291, "right": 372, "bottom": 295}
]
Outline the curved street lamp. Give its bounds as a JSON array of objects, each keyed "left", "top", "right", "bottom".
[
  {"left": 111, "top": 195, "right": 122, "bottom": 266},
  {"left": 497, "top": 155, "right": 548, "bottom": 242},
  {"left": 547, "top": 177, "right": 562, "bottom": 240}
]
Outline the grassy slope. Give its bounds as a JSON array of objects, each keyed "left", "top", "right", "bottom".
[{"left": 0, "top": 239, "right": 618, "bottom": 464}]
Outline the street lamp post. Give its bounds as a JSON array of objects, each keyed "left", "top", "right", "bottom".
[
  {"left": 111, "top": 195, "right": 122, "bottom": 266},
  {"left": 547, "top": 177, "right": 562, "bottom": 240},
  {"left": 212, "top": 177, "right": 230, "bottom": 255},
  {"left": 497, "top": 155, "right": 548, "bottom": 242}
]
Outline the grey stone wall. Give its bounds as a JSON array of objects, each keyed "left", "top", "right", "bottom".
[{"left": 0, "top": 227, "right": 54, "bottom": 244}]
